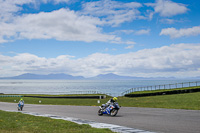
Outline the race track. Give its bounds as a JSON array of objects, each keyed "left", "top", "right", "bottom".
[{"left": 0, "top": 102, "right": 200, "bottom": 133}]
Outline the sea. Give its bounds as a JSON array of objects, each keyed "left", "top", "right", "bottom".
[{"left": 0, "top": 79, "right": 199, "bottom": 96}]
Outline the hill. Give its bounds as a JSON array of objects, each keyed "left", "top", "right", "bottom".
[
  {"left": 0, "top": 73, "right": 176, "bottom": 80},
  {"left": 0, "top": 73, "right": 84, "bottom": 80}
]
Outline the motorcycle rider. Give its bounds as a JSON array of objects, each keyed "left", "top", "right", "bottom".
[
  {"left": 107, "top": 97, "right": 117, "bottom": 105},
  {"left": 102, "top": 97, "right": 118, "bottom": 109},
  {"left": 18, "top": 98, "right": 24, "bottom": 103},
  {"left": 18, "top": 98, "right": 24, "bottom": 109}
]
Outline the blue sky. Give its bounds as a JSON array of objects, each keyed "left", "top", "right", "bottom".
[{"left": 0, "top": 0, "right": 200, "bottom": 78}]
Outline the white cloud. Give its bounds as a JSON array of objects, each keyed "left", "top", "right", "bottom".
[
  {"left": 125, "top": 45, "right": 134, "bottom": 49},
  {"left": 117, "top": 30, "right": 134, "bottom": 34},
  {"left": 135, "top": 29, "right": 150, "bottom": 35},
  {"left": 146, "top": 0, "right": 188, "bottom": 17},
  {"left": 0, "top": 0, "right": 35, "bottom": 22},
  {"left": 160, "top": 18, "right": 175, "bottom": 24},
  {"left": 0, "top": 0, "right": 71, "bottom": 21},
  {"left": 110, "top": 40, "right": 136, "bottom": 45},
  {"left": 159, "top": 18, "right": 184, "bottom": 24},
  {"left": 0, "top": 0, "right": 138, "bottom": 44},
  {"left": 113, "top": 29, "right": 150, "bottom": 35},
  {"left": 81, "top": 0, "right": 144, "bottom": 26},
  {"left": 51, "top": 0, "right": 70, "bottom": 4},
  {"left": 0, "top": 8, "right": 122, "bottom": 43},
  {"left": 160, "top": 26, "right": 200, "bottom": 38},
  {"left": 1, "top": 43, "right": 200, "bottom": 78}
]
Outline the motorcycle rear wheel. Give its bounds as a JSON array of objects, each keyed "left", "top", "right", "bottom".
[{"left": 110, "top": 109, "right": 118, "bottom": 116}]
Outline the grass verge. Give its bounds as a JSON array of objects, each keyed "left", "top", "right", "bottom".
[
  {"left": 0, "top": 94, "right": 110, "bottom": 106},
  {"left": 0, "top": 110, "right": 112, "bottom": 133},
  {"left": 118, "top": 92, "right": 200, "bottom": 110},
  {"left": 0, "top": 88, "right": 200, "bottom": 110}
]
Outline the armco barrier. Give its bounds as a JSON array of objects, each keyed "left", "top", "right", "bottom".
[
  {"left": 24, "top": 95, "right": 106, "bottom": 99},
  {"left": 0, "top": 95, "right": 23, "bottom": 97},
  {"left": 125, "top": 88, "right": 200, "bottom": 97},
  {"left": 122, "top": 81, "right": 200, "bottom": 96}
]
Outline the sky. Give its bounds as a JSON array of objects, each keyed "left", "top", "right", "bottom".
[{"left": 0, "top": 0, "right": 200, "bottom": 78}]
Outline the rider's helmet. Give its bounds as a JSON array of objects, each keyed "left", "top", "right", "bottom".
[
  {"left": 113, "top": 97, "right": 117, "bottom": 102},
  {"left": 20, "top": 98, "right": 23, "bottom": 101}
]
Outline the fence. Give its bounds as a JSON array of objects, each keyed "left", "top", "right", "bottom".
[
  {"left": 121, "top": 81, "right": 200, "bottom": 96},
  {"left": 59, "top": 91, "right": 103, "bottom": 95},
  {"left": 0, "top": 91, "right": 104, "bottom": 95},
  {"left": 0, "top": 95, "right": 22, "bottom": 97}
]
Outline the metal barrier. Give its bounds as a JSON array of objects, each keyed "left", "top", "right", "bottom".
[
  {"left": 63, "top": 91, "right": 104, "bottom": 95},
  {"left": 122, "top": 81, "right": 200, "bottom": 96},
  {"left": 0, "top": 91, "right": 105, "bottom": 95},
  {"left": 0, "top": 95, "right": 23, "bottom": 97}
]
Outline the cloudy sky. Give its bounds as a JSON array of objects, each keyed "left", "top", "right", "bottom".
[{"left": 0, "top": 0, "right": 200, "bottom": 78}]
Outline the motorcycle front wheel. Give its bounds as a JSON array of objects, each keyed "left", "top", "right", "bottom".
[
  {"left": 110, "top": 109, "right": 118, "bottom": 116},
  {"left": 98, "top": 109, "right": 103, "bottom": 116}
]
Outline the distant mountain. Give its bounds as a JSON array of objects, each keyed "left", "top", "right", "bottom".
[
  {"left": 0, "top": 73, "right": 177, "bottom": 80},
  {"left": 90, "top": 73, "right": 143, "bottom": 80},
  {"left": 0, "top": 73, "right": 84, "bottom": 80},
  {"left": 90, "top": 73, "right": 176, "bottom": 80}
]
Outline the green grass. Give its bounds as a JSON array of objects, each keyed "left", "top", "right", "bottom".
[
  {"left": 0, "top": 95, "right": 109, "bottom": 106},
  {"left": 22, "top": 94, "right": 107, "bottom": 96},
  {"left": 118, "top": 92, "right": 200, "bottom": 110},
  {"left": 0, "top": 89, "right": 200, "bottom": 110},
  {"left": 0, "top": 110, "right": 113, "bottom": 133},
  {"left": 1, "top": 88, "right": 199, "bottom": 133}
]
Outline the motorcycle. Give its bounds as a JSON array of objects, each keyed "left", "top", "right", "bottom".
[
  {"left": 98, "top": 102, "right": 120, "bottom": 116},
  {"left": 17, "top": 101, "right": 24, "bottom": 111}
]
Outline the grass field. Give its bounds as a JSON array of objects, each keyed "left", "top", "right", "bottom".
[
  {"left": 0, "top": 110, "right": 112, "bottom": 133},
  {"left": 1, "top": 88, "right": 200, "bottom": 132},
  {"left": 0, "top": 95, "right": 110, "bottom": 106},
  {"left": 1, "top": 91, "right": 200, "bottom": 110},
  {"left": 118, "top": 92, "right": 200, "bottom": 110}
]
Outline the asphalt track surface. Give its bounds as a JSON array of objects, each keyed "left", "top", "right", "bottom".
[{"left": 0, "top": 102, "right": 200, "bottom": 133}]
